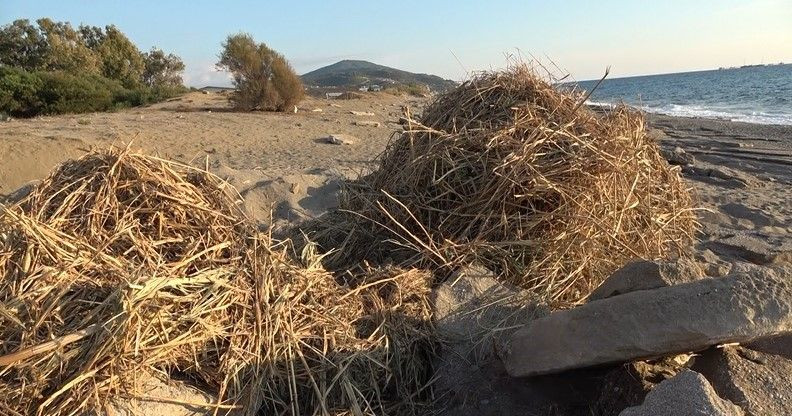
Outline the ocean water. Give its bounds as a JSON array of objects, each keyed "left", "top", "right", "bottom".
[{"left": 575, "top": 64, "right": 792, "bottom": 125}]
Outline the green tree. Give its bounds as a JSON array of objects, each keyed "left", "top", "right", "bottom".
[
  {"left": 142, "top": 48, "right": 185, "bottom": 87},
  {"left": 96, "top": 25, "right": 144, "bottom": 87},
  {"left": 77, "top": 24, "right": 106, "bottom": 49},
  {"left": 0, "top": 19, "right": 49, "bottom": 70},
  {"left": 36, "top": 18, "right": 100, "bottom": 74},
  {"left": 217, "top": 33, "right": 304, "bottom": 111}
]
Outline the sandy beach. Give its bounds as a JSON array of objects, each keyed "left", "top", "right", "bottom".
[
  {"left": 1, "top": 90, "right": 791, "bottom": 415},
  {"left": 2, "top": 91, "right": 789, "bottom": 254}
]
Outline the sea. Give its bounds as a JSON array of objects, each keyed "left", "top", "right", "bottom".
[{"left": 575, "top": 64, "right": 792, "bottom": 126}]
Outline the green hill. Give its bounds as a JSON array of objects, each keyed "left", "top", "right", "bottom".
[{"left": 301, "top": 60, "right": 457, "bottom": 92}]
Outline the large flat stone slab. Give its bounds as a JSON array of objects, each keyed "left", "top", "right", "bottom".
[{"left": 504, "top": 266, "right": 792, "bottom": 377}]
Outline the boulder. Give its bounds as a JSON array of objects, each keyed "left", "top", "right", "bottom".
[
  {"left": 588, "top": 258, "right": 705, "bottom": 301},
  {"left": 692, "top": 346, "right": 792, "bottom": 416},
  {"left": 619, "top": 370, "right": 743, "bottom": 416},
  {"left": 504, "top": 266, "right": 792, "bottom": 377}
]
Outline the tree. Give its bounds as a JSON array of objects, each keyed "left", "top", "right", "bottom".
[
  {"left": 0, "top": 19, "right": 49, "bottom": 70},
  {"left": 95, "top": 25, "right": 144, "bottom": 87},
  {"left": 217, "top": 33, "right": 304, "bottom": 111},
  {"left": 142, "top": 48, "right": 185, "bottom": 87},
  {"left": 36, "top": 18, "right": 100, "bottom": 74}
]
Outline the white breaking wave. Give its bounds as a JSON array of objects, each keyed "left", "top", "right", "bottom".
[{"left": 586, "top": 101, "right": 792, "bottom": 126}]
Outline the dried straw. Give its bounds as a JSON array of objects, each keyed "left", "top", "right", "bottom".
[
  {"left": 302, "top": 63, "right": 697, "bottom": 303},
  {"left": 0, "top": 148, "right": 437, "bottom": 416}
]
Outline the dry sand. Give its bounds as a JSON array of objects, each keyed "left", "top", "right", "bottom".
[
  {"left": 1, "top": 92, "right": 789, "bottom": 254},
  {"left": 0, "top": 91, "right": 424, "bottom": 230}
]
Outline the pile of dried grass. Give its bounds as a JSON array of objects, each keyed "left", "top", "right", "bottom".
[
  {"left": 0, "top": 148, "right": 436, "bottom": 416},
  {"left": 307, "top": 64, "right": 696, "bottom": 303}
]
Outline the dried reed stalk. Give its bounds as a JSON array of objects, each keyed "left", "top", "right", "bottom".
[
  {"left": 0, "top": 148, "right": 437, "bottom": 416},
  {"left": 302, "top": 63, "right": 697, "bottom": 304}
]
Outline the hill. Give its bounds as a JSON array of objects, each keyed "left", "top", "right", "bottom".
[{"left": 301, "top": 60, "right": 457, "bottom": 92}]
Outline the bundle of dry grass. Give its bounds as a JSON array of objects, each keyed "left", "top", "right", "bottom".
[
  {"left": 0, "top": 148, "right": 436, "bottom": 416},
  {"left": 308, "top": 64, "right": 696, "bottom": 303}
]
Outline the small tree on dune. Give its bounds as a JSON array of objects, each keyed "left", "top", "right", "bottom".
[{"left": 217, "top": 33, "right": 304, "bottom": 111}]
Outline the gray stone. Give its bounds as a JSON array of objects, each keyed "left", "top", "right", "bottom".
[
  {"left": 432, "top": 264, "right": 551, "bottom": 416},
  {"left": 692, "top": 346, "right": 792, "bottom": 416},
  {"left": 504, "top": 266, "right": 792, "bottom": 377},
  {"left": 588, "top": 258, "right": 705, "bottom": 301},
  {"left": 706, "top": 233, "right": 792, "bottom": 265},
  {"left": 745, "top": 333, "right": 792, "bottom": 359},
  {"left": 695, "top": 249, "right": 734, "bottom": 277},
  {"left": 662, "top": 146, "right": 695, "bottom": 166},
  {"left": 325, "top": 134, "right": 356, "bottom": 145},
  {"left": 0, "top": 181, "right": 38, "bottom": 205},
  {"left": 619, "top": 370, "right": 743, "bottom": 416}
]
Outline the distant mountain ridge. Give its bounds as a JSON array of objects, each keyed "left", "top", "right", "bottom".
[{"left": 301, "top": 60, "right": 457, "bottom": 92}]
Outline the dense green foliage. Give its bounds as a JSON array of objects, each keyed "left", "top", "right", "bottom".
[
  {"left": 0, "top": 66, "right": 186, "bottom": 117},
  {"left": 0, "top": 18, "right": 186, "bottom": 117},
  {"left": 217, "top": 33, "right": 303, "bottom": 111}
]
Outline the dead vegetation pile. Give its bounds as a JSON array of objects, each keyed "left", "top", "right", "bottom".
[
  {"left": 0, "top": 148, "right": 436, "bottom": 416},
  {"left": 305, "top": 64, "right": 696, "bottom": 303}
]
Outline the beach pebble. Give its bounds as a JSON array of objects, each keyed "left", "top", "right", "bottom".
[
  {"left": 353, "top": 120, "right": 381, "bottom": 127},
  {"left": 325, "top": 134, "right": 356, "bottom": 145}
]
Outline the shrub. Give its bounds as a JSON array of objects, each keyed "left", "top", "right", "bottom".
[
  {"left": 217, "top": 33, "right": 304, "bottom": 111},
  {"left": 36, "top": 71, "right": 120, "bottom": 114},
  {"left": 0, "top": 67, "right": 186, "bottom": 117},
  {"left": 0, "top": 66, "right": 44, "bottom": 117}
]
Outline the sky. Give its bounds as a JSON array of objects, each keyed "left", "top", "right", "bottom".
[{"left": 2, "top": 0, "right": 791, "bottom": 87}]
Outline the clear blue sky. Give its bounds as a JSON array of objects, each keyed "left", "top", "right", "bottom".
[{"left": 2, "top": 0, "right": 790, "bottom": 87}]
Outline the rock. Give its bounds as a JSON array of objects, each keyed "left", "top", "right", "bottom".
[
  {"left": 433, "top": 264, "right": 544, "bottom": 343},
  {"left": 588, "top": 258, "right": 705, "bottom": 301},
  {"left": 325, "top": 134, "right": 356, "bottom": 145},
  {"left": 619, "top": 370, "right": 744, "bottom": 416},
  {"left": 433, "top": 264, "right": 551, "bottom": 416},
  {"left": 1, "top": 181, "right": 38, "bottom": 205},
  {"left": 692, "top": 346, "right": 792, "bottom": 416},
  {"left": 349, "top": 110, "right": 375, "bottom": 116},
  {"left": 662, "top": 146, "right": 695, "bottom": 166},
  {"left": 681, "top": 165, "right": 753, "bottom": 188},
  {"left": 311, "top": 108, "right": 323, "bottom": 112},
  {"left": 706, "top": 233, "right": 792, "bottom": 265},
  {"left": 353, "top": 120, "right": 381, "bottom": 127},
  {"left": 504, "top": 266, "right": 792, "bottom": 377},
  {"left": 695, "top": 249, "right": 733, "bottom": 277},
  {"left": 99, "top": 373, "right": 233, "bottom": 416},
  {"left": 745, "top": 333, "right": 792, "bottom": 359}
]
